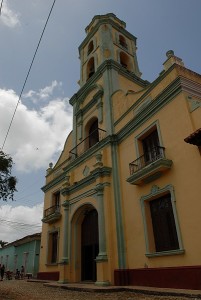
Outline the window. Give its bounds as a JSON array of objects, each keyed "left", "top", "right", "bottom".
[
  {"left": 5, "top": 255, "right": 9, "bottom": 269},
  {"left": 53, "top": 191, "right": 60, "bottom": 209},
  {"left": 23, "top": 252, "right": 29, "bottom": 274},
  {"left": 14, "top": 255, "right": 18, "bottom": 271},
  {"left": 135, "top": 122, "right": 165, "bottom": 171},
  {"left": 140, "top": 185, "right": 184, "bottom": 256},
  {"left": 142, "top": 130, "right": 161, "bottom": 163},
  {"left": 50, "top": 231, "right": 58, "bottom": 264},
  {"left": 128, "top": 122, "right": 173, "bottom": 184},
  {"left": 150, "top": 194, "right": 179, "bottom": 252}
]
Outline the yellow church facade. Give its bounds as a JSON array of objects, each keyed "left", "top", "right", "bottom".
[{"left": 39, "top": 14, "right": 201, "bottom": 289}]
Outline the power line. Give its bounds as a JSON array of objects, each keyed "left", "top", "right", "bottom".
[
  {"left": 0, "top": 0, "right": 3, "bottom": 16},
  {"left": 0, "top": 218, "right": 41, "bottom": 227},
  {"left": 14, "top": 189, "right": 42, "bottom": 202},
  {"left": 1, "top": 0, "right": 56, "bottom": 150}
]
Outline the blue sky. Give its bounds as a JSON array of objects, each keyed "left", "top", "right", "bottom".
[{"left": 0, "top": 0, "right": 201, "bottom": 242}]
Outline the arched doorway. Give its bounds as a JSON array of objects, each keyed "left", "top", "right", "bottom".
[{"left": 81, "top": 209, "right": 99, "bottom": 281}]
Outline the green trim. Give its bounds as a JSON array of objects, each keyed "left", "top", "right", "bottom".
[
  {"left": 61, "top": 175, "right": 95, "bottom": 196},
  {"left": 146, "top": 249, "right": 185, "bottom": 258},
  {"left": 101, "top": 60, "right": 148, "bottom": 86},
  {"left": 127, "top": 158, "right": 173, "bottom": 185},
  {"left": 63, "top": 189, "right": 96, "bottom": 207},
  {"left": 75, "top": 90, "right": 103, "bottom": 117},
  {"left": 79, "top": 15, "right": 136, "bottom": 53},
  {"left": 111, "top": 142, "right": 126, "bottom": 269},
  {"left": 59, "top": 258, "right": 69, "bottom": 264},
  {"left": 73, "top": 84, "right": 103, "bottom": 109},
  {"left": 61, "top": 167, "right": 112, "bottom": 196},
  {"left": 95, "top": 254, "right": 108, "bottom": 262},
  {"left": 43, "top": 136, "right": 115, "bottom": 194},
  {"left": 66, "top": 135, "right": 115, "bottom": 170},
  {"left": 134, "top": 120, "right": 163, "bottom": 158},
  {"left": 42, "top": 172, "right": 66, "bottom": 193},
  {"left": 114, "top": 64, "right": 177, "bottom": 128},
  {"left": 57, "top": 279, "right": 68, "bottom": 284},
  {"left": 42, "top": 212, "right": 62, "bottom": 224},
  {"left": 61, "top": 205, "right": 70, "bottom": 264},
  {"left": 46, "top": 227, "right": 60, "bottom": 265},
  {"left": 95, "top": 280, "right": 111, "bottom": 286},
  {"left": 103, "top": 68, "right": 114, "bottom": 135},
  {"left": 134, "top": 96, "right": 152, "bottom": 116},
  {"left": 128, "top": 120, "right": 171, "bottom": 186},
  {"left": 94, "top": 184, "right": 108, "bottom": 261},
  {"left": 187, "top": 96, "right": 201, "bottom": 112},
  {"left": 140, "top": 184, "right": 184, "bottom": 256},
  {"left": 117, "top": 77, "right": 182, "bottom": 142},
  {"left": 70, "top": 60, "right": 148, "bottom": 107},
  {"left": 86, "top": 13, "right": 126, "bottom": 32}
]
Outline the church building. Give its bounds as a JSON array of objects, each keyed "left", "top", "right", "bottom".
[{"left": 38, "top": 14, "right": 201, "bottom": 290}]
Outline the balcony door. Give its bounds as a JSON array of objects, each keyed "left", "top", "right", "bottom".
[
  {"left": 89, "top": 119, "right": 99, "bottom": 148},
  {"left": 142, "top": 130, "right": 160, "bottom": 163},
  {"left": 81, "top": 209, "right": 99, "bottom": 282}
]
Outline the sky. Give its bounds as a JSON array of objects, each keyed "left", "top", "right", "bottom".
[{"left": 0, "top": 0, "right": 201, "bottom": 243}]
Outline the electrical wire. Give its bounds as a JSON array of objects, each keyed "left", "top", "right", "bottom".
[
  {"left": 1, "top": 0, "right": 56, "bottom": 150},
  {"left": 14, "top": 189, "right": 42, "bottom": 202},
  {"left": 0, "top": 0, "right": 3, "bottom": 16},
  {"left": 0, "top": 218, "right": 41, "bottom": 227},
  {"left": 0, "top": 223, "right": 41, "bottom": 240}
]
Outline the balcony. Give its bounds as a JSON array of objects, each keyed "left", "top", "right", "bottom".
[
  {"left": 42, "top": 205, "right": 61, "bottom": 224},
  {"left": 127, "top": 146, "right": 173, "bottom": 185},
  {"left": 69, "top": 128, "right": 106, "bottom": 158}
]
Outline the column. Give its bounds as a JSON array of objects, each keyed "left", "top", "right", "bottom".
[
  {"left": 95, "top": 183, "right": 110, "bottom": 286},
  {"left": 58, "top": 202, "right": 69, "bottom": 283}
]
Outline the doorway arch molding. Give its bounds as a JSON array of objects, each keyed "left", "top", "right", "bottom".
[{"left": 62, "top": 182, "right": 109, "bottom": 282}]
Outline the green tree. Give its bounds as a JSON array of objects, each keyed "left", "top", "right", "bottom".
[
  {"left": 0, "top": 240, "right": 8, "bottom": 248},
  {"left": 0, "top": 150, "right": 17, "bottom": 201}
]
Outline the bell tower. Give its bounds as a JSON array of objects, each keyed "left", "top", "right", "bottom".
[
  {"left": 78, "top": 13, "right": 142, "bottom": 87},
  {"left": 70, "top": 13, "right": 148, "bottom": 151}
]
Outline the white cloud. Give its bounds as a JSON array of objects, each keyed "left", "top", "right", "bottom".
[
  {"left": 0, "top": 203, "right": 43, "bottom": 243},
  {"left": 0, "top": 84, "right": 72, "bottom": 172},
  {"left": 0, "top": 0, "right": 20, "bottom": 28},
  {"left": 23, "top": 80, "right": 62, "bottom": 103}
]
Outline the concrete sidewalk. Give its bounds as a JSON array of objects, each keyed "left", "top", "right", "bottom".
[{"left": 29, "top": 280, "right": 201, "bottom": 298}]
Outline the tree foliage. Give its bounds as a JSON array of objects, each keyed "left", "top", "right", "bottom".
[
  {"left": 0, "top": 150, "right": 17, "bottom": 201},
  {"left": 0, "top": 240, "right": 8, "bottom": 248}
]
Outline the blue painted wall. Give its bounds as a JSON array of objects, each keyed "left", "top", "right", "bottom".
[{"left": 0, "top": 234, "right": 41, "bottom": 277}]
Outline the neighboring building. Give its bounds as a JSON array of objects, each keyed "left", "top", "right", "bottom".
[
  {"left": 39, "top": 13, "right": 201, "bottom": 289},
  {"left": 0, "top": 233, "right": 41, "bottom": 277}
]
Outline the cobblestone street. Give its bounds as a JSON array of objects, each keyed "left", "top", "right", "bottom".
[{"left": 0, "top": 280, "right": 197, "bottom": 300}]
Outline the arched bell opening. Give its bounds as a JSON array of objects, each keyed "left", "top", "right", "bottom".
[
  {"left": 87, "top": 57, "right": 95, "bottom": 80},
  {"left": 120, "top": 51, "right": 131, "bottom": 71}
]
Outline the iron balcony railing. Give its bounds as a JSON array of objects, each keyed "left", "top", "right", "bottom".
[
  {"left": 69, "top": 128, "right": 106, "bottom": 158},
  {"left": 44, "top": 205, "right": 60, "bottom": 218},
  {"left": 129, "top": 146, "right": 165, "bottom": 175}
]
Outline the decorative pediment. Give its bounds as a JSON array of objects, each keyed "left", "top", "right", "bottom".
[{"left": 74, "top": 84, "right": 103, "bottom": 114}]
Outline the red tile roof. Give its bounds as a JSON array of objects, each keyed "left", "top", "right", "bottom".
[{"left": 184, "top": 128, "right": 201, "bottom": 146}]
